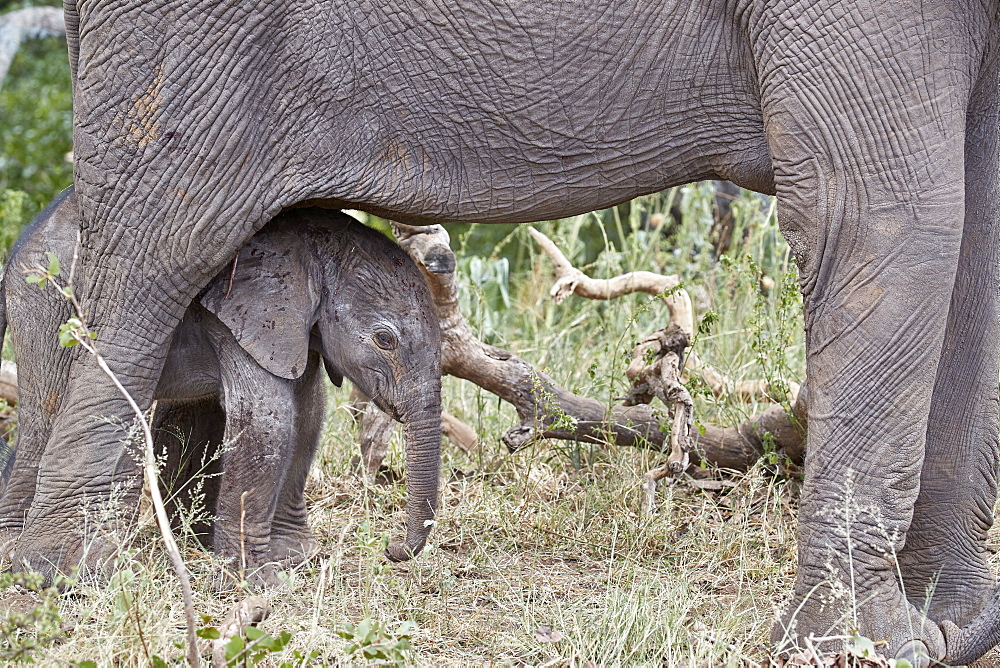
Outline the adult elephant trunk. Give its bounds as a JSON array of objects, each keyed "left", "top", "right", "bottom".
[{"left": 385, "top": 402, "right": 441, "bottom": 563}]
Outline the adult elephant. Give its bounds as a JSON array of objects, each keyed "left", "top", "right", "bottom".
[{"left": 5, "top": 1, "right": 997, "bottom": 664}]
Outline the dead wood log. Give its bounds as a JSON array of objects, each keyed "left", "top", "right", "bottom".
[
  {"left": 391, "top": 222, "right": 807, "bottom": 474},
  {"left": 0, "top": 361, "right": 17, "bottom": 406},
  {"left": 0, "top": 7, "right": 65, "bottom": 89}
]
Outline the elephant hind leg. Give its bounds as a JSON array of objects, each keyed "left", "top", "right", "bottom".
[
  {"left": 900, "top": 33, "right": 1000, "bottom": 629},
  {"left": 756, "top": 1, "right": 991, "bottom": 660}
]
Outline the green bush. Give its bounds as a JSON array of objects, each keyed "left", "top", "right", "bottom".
[{"left": 0, "top": 0, "right": 73, "bottom": 257}]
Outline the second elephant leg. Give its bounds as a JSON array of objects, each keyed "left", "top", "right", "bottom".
[
  {"left": 899, "top": 50, "right": 1000, "bottom": 627},
  {"left": 268, "top": 355, "right": 324, "bottom": 565}
]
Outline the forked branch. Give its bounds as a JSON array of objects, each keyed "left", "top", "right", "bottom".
[
  {"left": 528, "top": 227, "right": 798, "bottom": 403},
  {"left": 391, "top": 222, "right": 807, "bottom": 476}
]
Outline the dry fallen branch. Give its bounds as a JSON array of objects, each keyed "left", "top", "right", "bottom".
[
  {"left": 391, "top": 222, "right": 807, "bottom": 476},
  {"left": 210, "top": 596, "right": 270, "bottom": 667},
  {"left": 622, "top": 326, "right": 695, "bottom": 512},
  {"left": 528, "top": 226, "right": 798, "bottom": 404},
  {"left": 0, "top": 7, "right": 65, "bottom": 89},
  {"left": 527, "top": 226, "right": 692, "bottom": 332}
]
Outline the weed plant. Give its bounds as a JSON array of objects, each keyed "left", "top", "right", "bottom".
[{"left": 0, "top": 186, "right": 809, "bottom": 664}]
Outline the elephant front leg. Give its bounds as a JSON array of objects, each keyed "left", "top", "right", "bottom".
[
  {"left": 267, "top": 356, "right": 324, "bottom": 566},
  {"left": 773, "top": 229, "right": 958, "bottom": 662},
  {"left": 754, "top": 3, "right": 986, "bottom": 660},
  {"left": 9, "top": 370, "right": 146, "bottom": 582},
  {"left": 213, "top": 366, "right": 297, "bottom": 589}
]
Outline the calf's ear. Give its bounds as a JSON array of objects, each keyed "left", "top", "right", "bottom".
[{"left": 200, "top": 229, "right": 321, "bottom": 379}]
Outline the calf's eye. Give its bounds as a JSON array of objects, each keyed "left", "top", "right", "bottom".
[{"left": 373, "top": 330, "right": 397, "bottom": 351}]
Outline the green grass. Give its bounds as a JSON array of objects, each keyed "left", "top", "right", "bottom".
[{"left": 0, "top": 185, "right": 816, "bottom": 665}]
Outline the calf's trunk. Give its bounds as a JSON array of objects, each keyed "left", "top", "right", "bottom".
[{"left": 385, "top": 406, "right": 441, "bottom": 562}]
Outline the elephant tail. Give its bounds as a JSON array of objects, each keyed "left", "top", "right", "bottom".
[{"left": 0, "top": 265, "right": 12, "bottom": 485}]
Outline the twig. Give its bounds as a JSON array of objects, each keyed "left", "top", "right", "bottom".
[
  {"left": 224, "top": 254, "right": 239, "bottom": 300},
  {"left": 119, "top": 569, "right": 151, "bottom": 664}
]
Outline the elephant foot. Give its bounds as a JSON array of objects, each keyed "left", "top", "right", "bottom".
[
  {"left": 899, "top": 536, "right": 996, "bottom": 628},
  {"left": 7, "top": 530, "right": 118, "bottom": 586},
  {"left": 267, "top": 529, "right": 318, "bottom": 566},
  {"left": 917, "top": 567, "right": 995, "bottom": 630},
  {"left": 771, "top": 573, "right": 945, "bottom": 666}
]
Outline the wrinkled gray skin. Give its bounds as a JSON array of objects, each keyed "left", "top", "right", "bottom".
[
  {"left": 3, "top": 1, "right": 998, "bottom": 662},
  {"left": 0, "top": 189, "right": 442, "bottom": 581}
]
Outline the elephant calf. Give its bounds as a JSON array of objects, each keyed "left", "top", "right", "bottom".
[{"left": 0, "top": 188, "right": 442, "bottom": 584}]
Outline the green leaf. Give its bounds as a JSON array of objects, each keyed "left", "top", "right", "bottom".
[
  {"left": 243, "top": 626, "right": 265, "bottom": 641},
  {"left": 23, "top": 273, "right": 43, "bottom": 285},
  {"left": 197, "top": 627, "right": 221, "bottom": 640},
  {"left": 846, "top": 632, "right": 877, "bottom": 658},
  {"left": 57, "top": 324, "right": 79, "bottom": 348},
  {"left": 46, "top": 252, "right": 60, "bottom": 277},
  {"left": 225, "top": 635, "right": 245, "bottom": 662},
  {"left": 76, "top": 662, "right": 98, "bottom": 668},
  {"left": 150, "top": 656, "right": 169, "bottom": 668}
]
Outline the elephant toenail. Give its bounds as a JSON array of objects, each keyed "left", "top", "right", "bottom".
[{"left": 895, "top": 639, "right": 931, "bottom": 668}]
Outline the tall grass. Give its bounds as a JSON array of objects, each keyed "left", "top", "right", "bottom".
[{"left": 2, "top": 186, "right": 807, "bottom": 665}]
